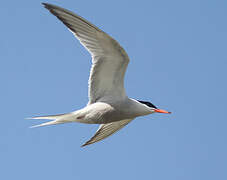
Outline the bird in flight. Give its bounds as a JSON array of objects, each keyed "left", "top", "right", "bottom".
[{"left": 30, "top": 3, "right": 171, "bottom": 147}]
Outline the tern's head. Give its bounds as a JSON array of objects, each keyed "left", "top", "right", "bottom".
[{"left": 138, "top": 100, "right": 171, "bottom": 114}]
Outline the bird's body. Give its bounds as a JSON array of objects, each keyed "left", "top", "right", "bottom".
[{"left": 30, "top": 3, "right": 171, "bottom": 147}]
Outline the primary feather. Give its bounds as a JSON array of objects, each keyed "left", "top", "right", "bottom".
[
  {"left": 29, "top": 3, "right": 170, "bottom": 147},
  {"left": 42, "top": 3, "right": 129, "bottom": 104}
]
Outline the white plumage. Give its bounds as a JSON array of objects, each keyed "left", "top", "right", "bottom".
[{"left": 29, "top": 3, "right": 171, "bottom": 147}]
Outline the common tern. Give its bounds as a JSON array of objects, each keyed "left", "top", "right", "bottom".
[{"left": 30, "top": 3, "right": 171, "bottom": 147}]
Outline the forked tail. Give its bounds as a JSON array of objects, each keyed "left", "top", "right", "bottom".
[{"left": 27, "top": 113, "right": 75, "bottom": 128}]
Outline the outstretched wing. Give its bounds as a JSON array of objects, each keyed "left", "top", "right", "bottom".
[
  {"left": 43, "top": 3, "right": 130, "bottom": 104},
  {"left": 81, "top": 119, "right": 134, "bottom": 147}
]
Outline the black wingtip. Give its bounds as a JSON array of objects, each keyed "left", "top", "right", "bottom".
[
  {"left": 42, "top": 3, "right": 49, "bottom": 11},
  {"left": 81, "top": 139, "right": 94, "bottom": 147},
  {"left": 81, "top": 143, "right": 88, "bottom": 148},
  {"left": 42, "top": 2, "right": 54, "bottom": 10},
  {"left": 41, "top": 2, "right": 47, "bottom": 7}
]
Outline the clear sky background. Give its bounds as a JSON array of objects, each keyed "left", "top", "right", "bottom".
[{"left": 1, "top": 0, "right": 227, "bottom": 179}]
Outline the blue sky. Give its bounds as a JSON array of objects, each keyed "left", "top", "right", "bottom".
[{"left": 1, "top": 0, "right": 227, "bottom": 179}]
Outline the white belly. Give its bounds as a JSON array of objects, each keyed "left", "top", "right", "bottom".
[{"left": 73, "top": 98, "right": 152, "bottom": 124}]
